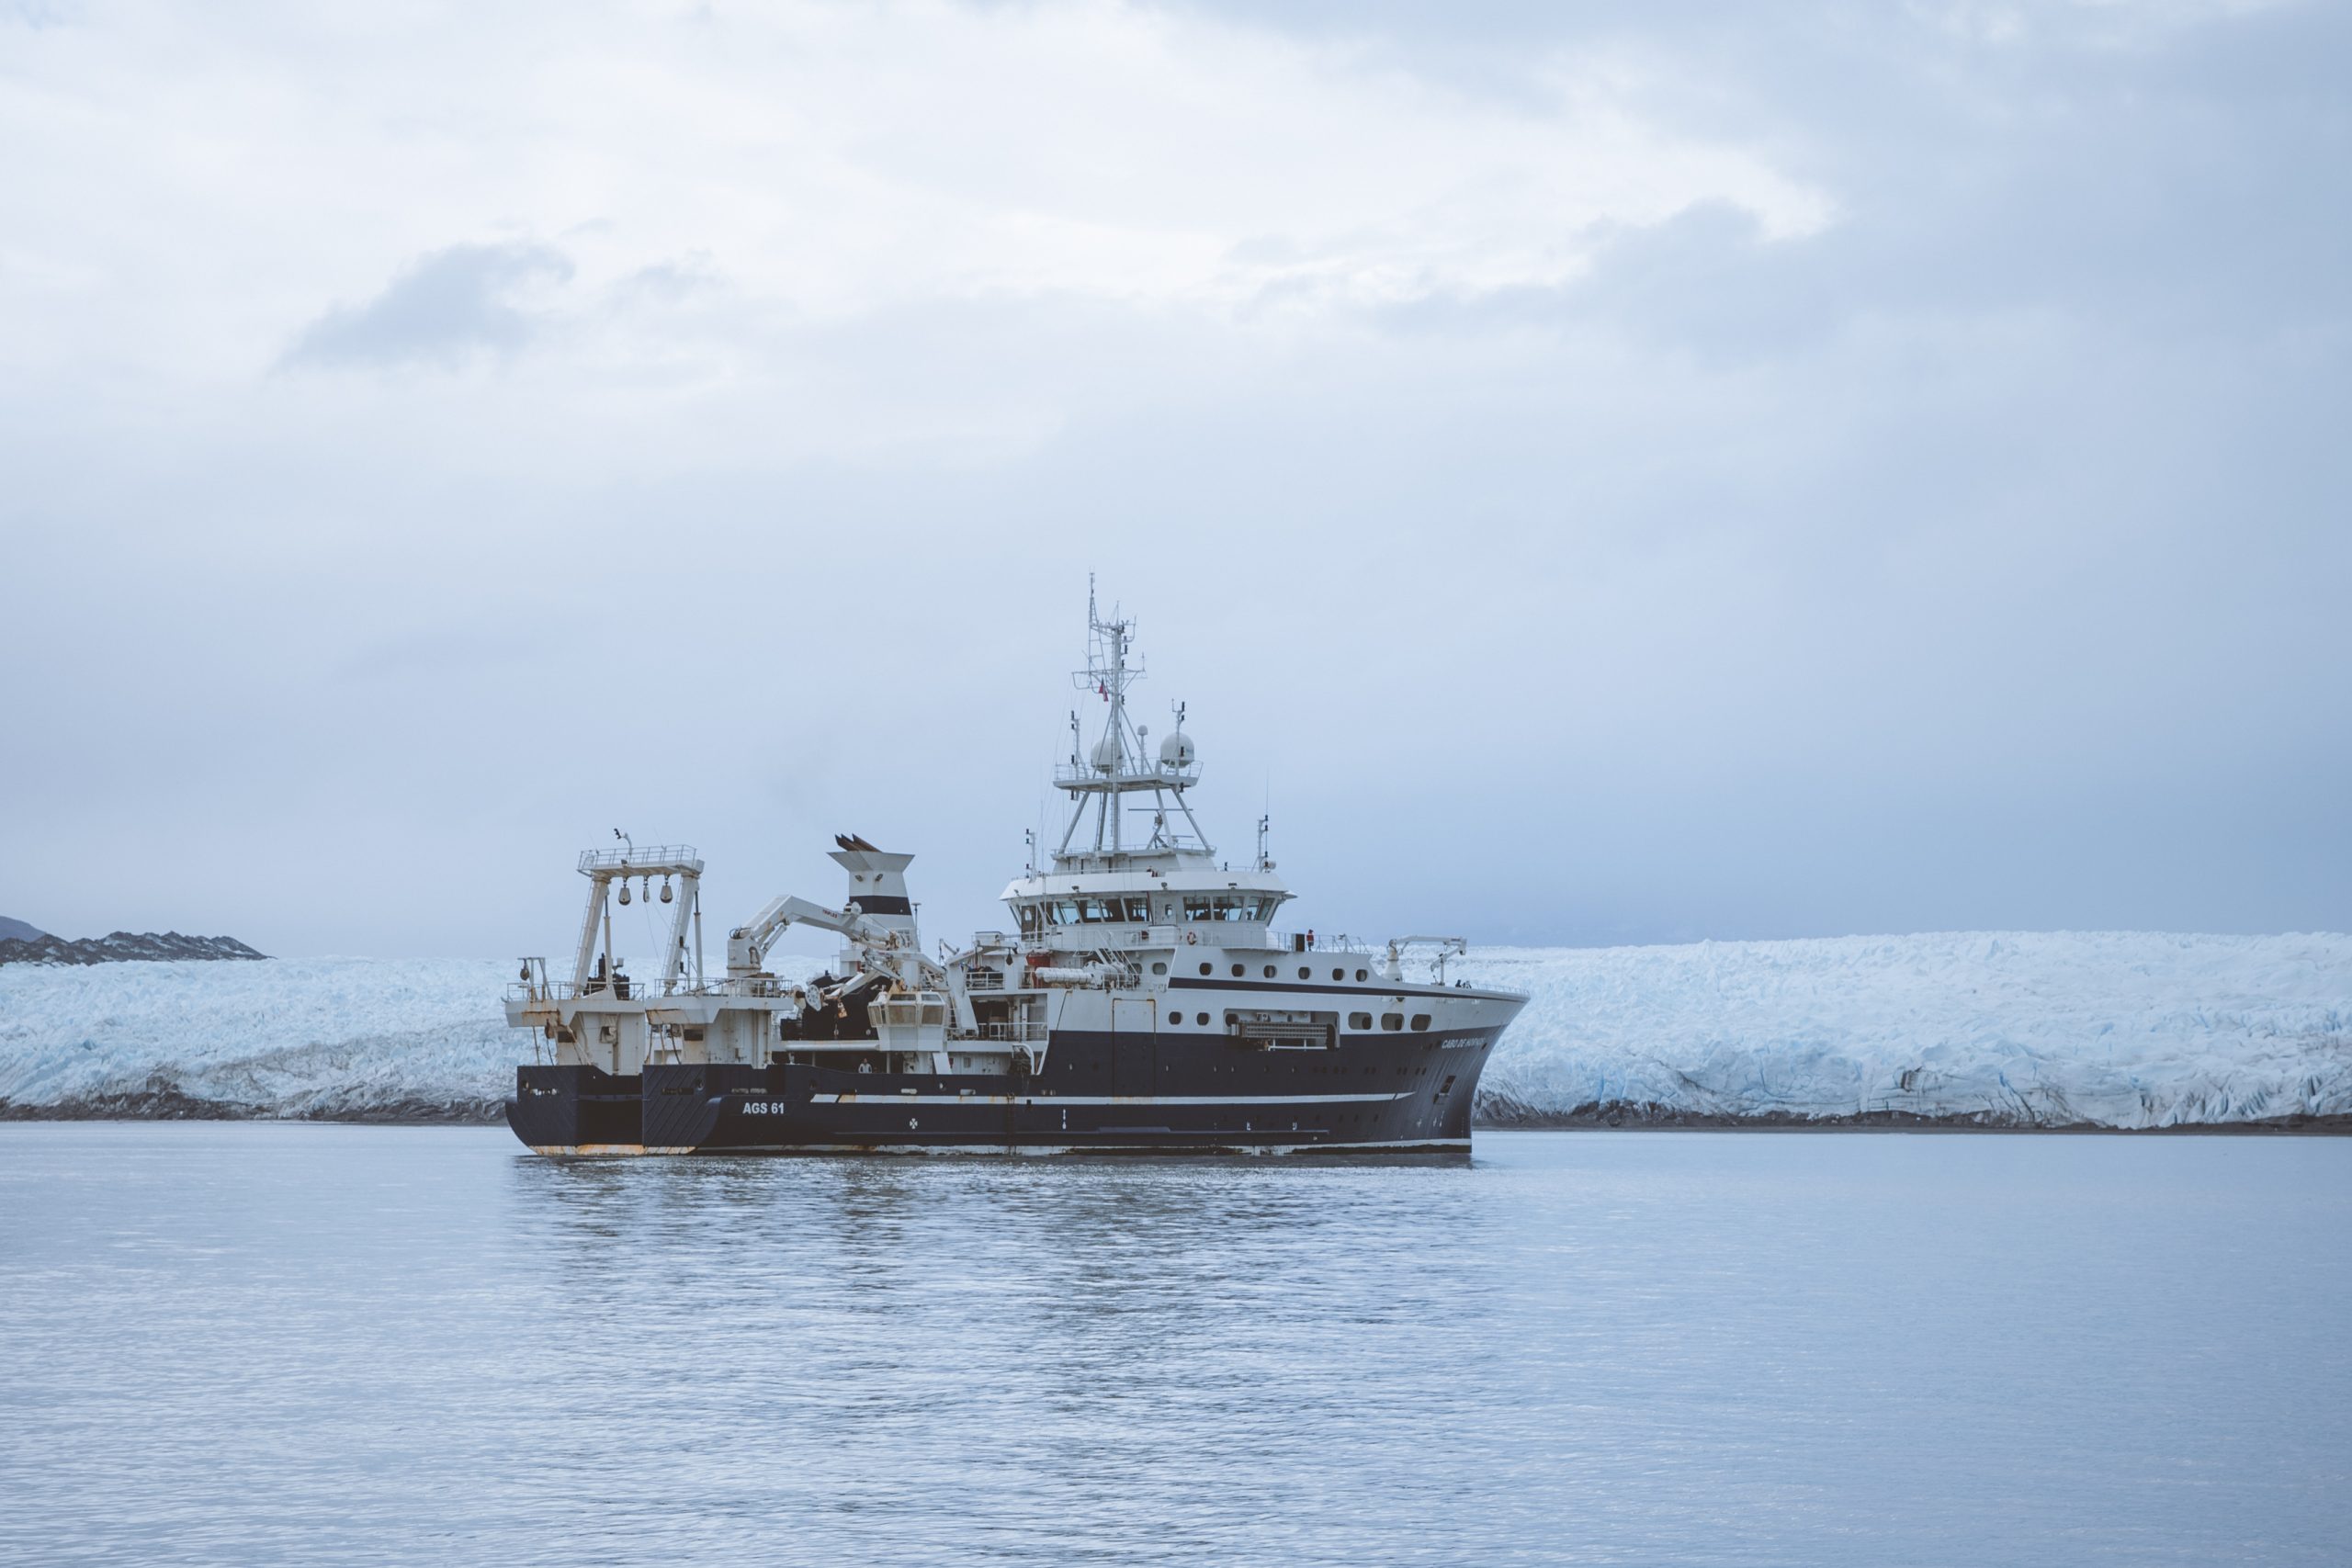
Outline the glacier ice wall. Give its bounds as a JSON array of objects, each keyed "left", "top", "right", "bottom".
[
  {"left": 2, "top": 932, "right": 2346, "bottom": 1126},
  {"left": 0, "top": 958, "right": 519, "bottom": 1121},
  {"left": 1457, "top": 931, "right": 2352, "bottom": 1127}
]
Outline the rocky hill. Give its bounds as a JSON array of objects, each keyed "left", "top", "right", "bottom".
[
  {"left": 0, "top": 917, "right": 48, "bottom": 943},
  {"left": 0, "top": 931, "right": 268, "bottom": 967}
]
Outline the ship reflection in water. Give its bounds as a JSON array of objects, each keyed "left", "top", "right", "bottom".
[{"left": 5, "top": 1122, "right": 2347, "bottom": 1566}]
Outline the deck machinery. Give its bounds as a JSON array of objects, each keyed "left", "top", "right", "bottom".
[{"left": 503, "top": 590, "right": 1526, "bottom": 1154}]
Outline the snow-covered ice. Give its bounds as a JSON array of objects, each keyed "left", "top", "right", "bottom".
[
  {"left": 1461, "top": 931, "right": 2352, "bottom": 1127},
  {"left": 0, "top": 958, "right": 521, "bottom": 1121},
  {"left": 2, "top": 932, "right": 2346, "bottom": 1127}
]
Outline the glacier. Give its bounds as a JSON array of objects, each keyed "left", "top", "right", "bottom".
[{"left": 1, "top": 932, "right": 2346, "bottom": 1129}]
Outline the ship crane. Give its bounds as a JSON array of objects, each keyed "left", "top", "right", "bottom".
[
  {"left": 1384, "top": 935, "right": 1468, "bottom": 985},
  {"left": 728, "top": 895, "right": 978, "bottom": 1030}
]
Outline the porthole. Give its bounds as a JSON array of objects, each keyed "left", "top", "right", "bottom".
[
  {"left": 1355, "top": 968, "right": 1368, "bottom": 982},
  {"left": 1297, "top": 966, "right": 1310, "bottom": 979},
  {"left": 1348, "top": 1011, "right": 1373, "bottom": 1031},
  {"left": 1199, "top": 962, "right": 1213, "bottom": 976},
  {"left": 1152, "top": 962, "right": 1167, "bottom": 976},
  {"left": 1381, "top": 1013, "right": 1404, "bottom": 1031},
  {"left": 1231, "top": 963, "right": 1245, "bottom": 977},
  {"left": 1169, "top": 1012, "right": 1182, "bottom": 1026},
  {"left": 1410, "top": 1013, "right": 1430, "bottom": 1031},
  {"left": 1196, "top": 1013, "right": 1211, "bottom": 1026},
  {"left": 1331, "top": 968, "right": 1343, "bottom": 981},
  {"left": 1263, "top": 964, "right": 1275, "bottom": 978}
]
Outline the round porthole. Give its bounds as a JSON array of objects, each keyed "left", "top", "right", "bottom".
[
  {"left": 1298, "top": 966, "right": 1310, "bottom": 979},
  {"left": 1355, "top": 968, "right": 1368, "bottom": 982},
  {"left": 1263, "top": 965, "right": 1275, "bottom": 978},
  {"left": 1231, "top": 963, "right": 1244, "bottom": 977},
  {"left": 1199, "top": 962, "right": 1213, "bottom": 976},
  {"left": 1331, "top": 968, "right": 1343, "bottom": 981}
]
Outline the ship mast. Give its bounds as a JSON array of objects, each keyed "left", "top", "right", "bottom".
[{"left": 1054, "top": 578, "right": 1212, "bottom": 865}]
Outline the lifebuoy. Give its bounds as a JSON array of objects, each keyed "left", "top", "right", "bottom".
[{"left": 1184, "top": 930, "right": 1198, "bottom": 945}]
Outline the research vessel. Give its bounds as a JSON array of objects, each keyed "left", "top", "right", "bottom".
[{"left": 503, "top": 592, "right": 1525, "bottom": 1154}]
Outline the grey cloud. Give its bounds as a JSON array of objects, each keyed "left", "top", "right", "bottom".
[
  {"left": 286, "top": 243, "right": 573, "bottom": 369},
  {"left": 1370, "top": 204, "right": 1838, "bottom": 366},
  {"left": 615, "top": 256, "right": 722, "bottom": 306},
  {"left": 331, "top": 623, "right": 545, "bottom": 686},
  {"left": 5, "top": 0, "right": 2348, "bottom": 956}
]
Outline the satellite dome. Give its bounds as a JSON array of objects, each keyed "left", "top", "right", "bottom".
[
  {"left": 1091, "top": 735, "right": 1123, "bottom": 773},
  {"left": 1159, "top": 731, "right": 1196, "bottom": 770}
]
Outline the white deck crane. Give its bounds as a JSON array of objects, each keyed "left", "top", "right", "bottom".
[
  {"left": 1384, "top": 935, "right": 1468, "bottom": 985},
  {"left": 728, "top": 893, "right": 978, "bottom": 1032}
]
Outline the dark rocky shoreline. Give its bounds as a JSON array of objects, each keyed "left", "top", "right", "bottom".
[
  {"left": 0, "top": 1091, "right": 505, "bottom": 1125},
  {"left": 0, "top": 931, "right": 268, "bottom": 966},
  {"left": 1475, "top": 1095, "right": 2352, "bottom": 1134},
  {"left": 6, "top": 1092, "right": 2345, "bottom": 1134}
]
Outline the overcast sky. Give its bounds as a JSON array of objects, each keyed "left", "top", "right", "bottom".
[{"left": 4, "top": 0, "right": 2346, "bottom": 960}]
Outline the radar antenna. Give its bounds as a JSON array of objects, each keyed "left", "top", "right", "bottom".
[{"left": 1052, "top": 580, "right": 1212, "bottom": 863}]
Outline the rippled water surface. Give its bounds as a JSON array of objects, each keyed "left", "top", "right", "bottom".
[{"left": 2, "top": 1126, "right": 2346, "bottom": 1565}]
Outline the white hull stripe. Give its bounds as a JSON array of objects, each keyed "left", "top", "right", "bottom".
[{"left": 811, "top": 1090, "right": 1417, "bottom": 1107}]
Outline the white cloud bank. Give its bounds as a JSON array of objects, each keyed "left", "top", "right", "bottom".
[
  {"left": 2, "top": 0, "right": 1831, "bottom": 381},
  {"left": 2, "top": 0, "right": 2344, "bottom": 956}
]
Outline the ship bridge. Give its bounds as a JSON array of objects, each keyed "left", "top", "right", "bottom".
[{"left": 1003, "top": 581, "right": 1294, "bottom": 950}]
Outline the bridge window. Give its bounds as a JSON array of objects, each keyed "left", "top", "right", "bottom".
[
  {"left": 1182, "top": 895, "right": 1281, "bottom": 922},
  {"left": 1042, "top": 896, "right": 1155, "bottom": 925}
]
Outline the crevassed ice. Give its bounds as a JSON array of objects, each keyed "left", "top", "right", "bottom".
[
  {"left": 2, "top": 933, "right": 2346, "bottom": 1128},
  {"left": 1460, "top": 932, "right": 2352, "bottom": 1128}
]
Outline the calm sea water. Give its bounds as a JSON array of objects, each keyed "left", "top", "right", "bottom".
[{"left": 0, "top": 1126, "right": 2344, "bottom": 1566}]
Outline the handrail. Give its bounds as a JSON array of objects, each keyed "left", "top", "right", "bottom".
[
  {"left": 1051, "top": 761, "right": 1199, "bottom": 789},
  {"left": 577, "top": 844, "right": 701, "bottom": 874},
  {"left": 508, "top": 976, "right": 775, "bottom": 1004},
  {"left": 1270, "top": 931, "right": 1374, "bottom": 954}
]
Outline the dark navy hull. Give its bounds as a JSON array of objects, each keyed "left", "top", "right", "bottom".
[
  {"left": 512, "top": 1029, "right": 1492, "bottom": 1155},
  {"left": 506, "top": 1063, "right": 645, "bottom": 1153}
]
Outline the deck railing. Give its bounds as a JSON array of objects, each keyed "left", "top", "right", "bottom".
[{"left": 576, "top": 844, "right": 702, "bottom": 874}]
